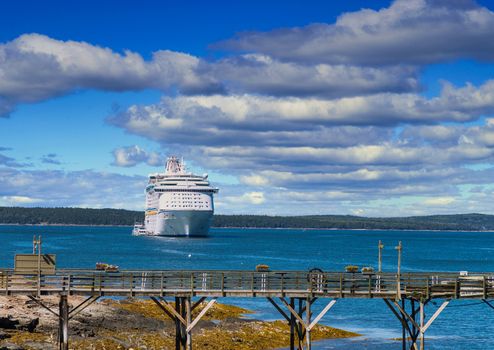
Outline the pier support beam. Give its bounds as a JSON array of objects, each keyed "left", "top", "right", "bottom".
[
  {"left": 26, "top": 294, "right": 99, "bottom": 350},
  {"left": 267, "top": 297, "right": 337, "bottom": 350},
  {"left": 384, "top": 298, "right": 449, "bottom": 350},
  {"left": 482, "top": 299, "right": 494, "bottom": 310},
  {"left": 151, "top": 296, "right": 216, "bottom": 350}
]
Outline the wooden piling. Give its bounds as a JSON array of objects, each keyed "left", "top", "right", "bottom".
[
  {"left": 305, "top": 296, "right": 311, "bottom": 350},
  {"left": 175, "top": 297, "right": 181, "bottom": 350},
  {"left": 58, "top": 294, "right": 69, "bottom": 350},
  {"left": 185, "top": 297, "right": 192, "bottom": 350}
]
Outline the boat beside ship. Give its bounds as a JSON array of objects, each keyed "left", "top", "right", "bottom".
[
  {"left": 133, "top": 156, "right": 218, "bottom": 237},
  {"left": 132, "top": 223, "right": 147, "bottom": 235}
]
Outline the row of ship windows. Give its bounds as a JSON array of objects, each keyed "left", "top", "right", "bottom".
[
  {"left": 172, "top": 192, "right": 201, "bottom": 197},
  {"left": 151, "top": 192, "right": 204, "bottom": 198},
  {"left": 171, "top": 194, "right": 201, "bottom": 197},
  {"left": 164, "top": 205, "right": 210, "bottom": 208},
  {"left": 149, "top": 183, "right": 209, "bottom": 186},
  {"left": 154, "top": 189, "right": 215, "bottom": 193},
  {"left": 165, "top": 201, "right": 204, "bottom": 204}
]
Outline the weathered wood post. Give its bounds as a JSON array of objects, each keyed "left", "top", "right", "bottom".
[
  {"left": 175, "top": 297, "right": 181, "bottom": 350},
  {"left": 181, "top": 298, "right": 187, "bottom": 349},
  {"left": 401, "top": 299, "right": 406, "bottom": 350},
  {"left": 185, "top": 297, "right": 192, "bottom": 350},
  {"left": 305, "top": 296, "right": 311, "bottom": 350},
  {"left": 298, "top": 298, "right": 303, "bottom": 350},
  {"left": 410, "top": 299, "right": 416, "bottom": 343},
  {"left": 420, "top": 301, "right": 425, "bottom": 350},
  {"left": 290, "top": 298, "right": 295, "bottom": 350},
  {"left": 59, "top": 294, "right": 69, "bottom": 350}
]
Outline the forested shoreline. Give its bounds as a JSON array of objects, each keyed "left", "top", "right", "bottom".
[{"left": 1, "top": 207, "right": 493, "bottom": 231}]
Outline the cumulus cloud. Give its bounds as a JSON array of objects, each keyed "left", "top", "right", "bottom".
[
  {"left": 112, "top": 145, "right": 165, "bottom": 167},
  {"left": 238, "top": 166, "right": 494, "bottom": 189},
  {"left": 0, "top": 149, "right": 28, "bottom": 168},
  {"left": 206, "top": 143, "right": 493, "bottom": 170},
  {"left": 0, "top": 153, "right": 19, "bottom": 167},
  {"left": 215, "top": 178, "right": 494, "bottom": 216},
  {"left": 423, "top": 197, "right": 456, "bottom": 206},
  {"left": 222, "top": 191, "right": 266, "bottom": 205},
  {"left": 0, "top": 195, "right": 41, "bottom": 205},
  {"left": 0, "top": 32, "right": 424, "bottom": 116},
  {"left": 221, "top": 0, "right": 494, "bottom": 65},
  {"left": 215, "top": 165, "right": 494, "bottom": 216},
  {"left": 41, "top": 153, "right": 61, "bottom": 165},
  {"left": 400, "top": 117, "right": 494, "bottom": 147},
  {"left": 109, "top": 80, "right": 494, "bottom": 145},
  {"left": 4, "top": 0, "right": 494, "bottom": 117},
  {"left": 0, "top": 34, "right": 222, "bottom": 116},
  {"left": 106, "top": 87, "right": 494, "bottom": 214},
  {"left": 0, "top": 167, "right": 146, "bottom": 209},
  {"left": 212, "top": 54, "right": 419, "bottom": 97}
]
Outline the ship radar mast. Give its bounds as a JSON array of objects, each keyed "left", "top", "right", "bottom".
[{"left": 165, "top": 156, "right": 186, "bottom": 175}]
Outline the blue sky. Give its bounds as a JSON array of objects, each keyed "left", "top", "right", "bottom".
[{"left": 1, "top": 0, "right": 494, "bottom": 216}]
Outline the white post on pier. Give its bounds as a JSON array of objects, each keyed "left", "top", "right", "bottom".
[
  {"left": 378, "top": 240, "right": 384, "bottom": 273},
  {"left": 395, "top": 241, "right": 402, "bottom": 299},
  {"left": 33, "top": 235, "right": 42, "bottom": 297}
]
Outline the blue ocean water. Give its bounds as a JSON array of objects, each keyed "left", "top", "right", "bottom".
[{"left": 1, "top": 225, "right": 494, "bottom": 349}]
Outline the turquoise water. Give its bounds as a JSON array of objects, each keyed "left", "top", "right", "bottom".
[{"left": 1, "top": 225, "right": 494, "bottom": 349}]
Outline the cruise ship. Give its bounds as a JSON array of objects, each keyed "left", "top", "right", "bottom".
[{"left": 134, "top": 156, "right": 218, "bottom": 236}]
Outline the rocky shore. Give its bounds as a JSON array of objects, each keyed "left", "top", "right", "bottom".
[{"left": 0, "top": 296, "right": 359, "bottom": 349}]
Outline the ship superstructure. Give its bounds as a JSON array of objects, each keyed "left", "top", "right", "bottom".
[{"left": 137, "top": 156, "right": 218, "bottom": 236}]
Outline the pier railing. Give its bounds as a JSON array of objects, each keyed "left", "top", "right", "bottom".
[{"left": 1, "top": 269, "right": 493, "bottom": 299}]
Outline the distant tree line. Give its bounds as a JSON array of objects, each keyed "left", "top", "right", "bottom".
[
  {"left": 0, "top": 207, "right": 493, "bottom": 231},
  {"left": 0, "top": 207, "right": 144, "bottom": 226},
  {"left": 212, "top": 214, "right": 494, "bottom": 231}
]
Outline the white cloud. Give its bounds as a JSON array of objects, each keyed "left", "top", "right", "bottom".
[
  {"left": 240, "top": 174, "right": 270, "bottom": 186},
  {"left": 0, "top": 32, "right": 422, "bottom": 116},
  {"left": 222, "top": 0, "right": 494, "bottom": 65},
  {"left": 0, "top": 152, "right": 26, "bottom": 168},
  {"left": 212, "top": 54, "right": 419, "bottom": 97},
  {"left": 110, "top": 81, "right": 494, "bottom": 148},
  {"left": 112, "top": 145, "right": 164, "bottom": 167},
  {"left": 401, "top": 120, "right": 494, "bottom": 148},
  {"left": 243, "top": 192, "right": 265, "bottom": 205},
  {"left": 0, "top": 34, "right": 221, "bottom": 116},
  {"left": 0, "top": 195, "right": 41, "bottom": 204},
  {"left": 221, "top": 191, "right": 266, "bottom": 205},
  {"left": 423, "top": 197, "right": 456, "bottom": 206},
  {"left": 0, "top": 167, "right": 146, "bottom": 209}
]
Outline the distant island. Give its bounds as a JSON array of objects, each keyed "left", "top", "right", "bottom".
[{"left": 0, "top": 206, "right": 493, "bottom": 231}]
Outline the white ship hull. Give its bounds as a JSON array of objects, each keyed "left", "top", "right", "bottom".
[{"left": 149, "top": 210, "right": 213, "bottom": 236}]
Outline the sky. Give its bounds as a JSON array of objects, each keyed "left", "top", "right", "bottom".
[{"left": 1, "top": 0, "right": 494, "bottom": 216}]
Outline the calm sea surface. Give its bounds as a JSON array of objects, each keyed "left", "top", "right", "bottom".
[{"left": 1, "top": 225, "right": 494, "bottom": 349}]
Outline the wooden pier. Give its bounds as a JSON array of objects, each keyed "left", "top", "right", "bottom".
[{"left": 1, "top": 268, "right": 494, "bottom": 350}]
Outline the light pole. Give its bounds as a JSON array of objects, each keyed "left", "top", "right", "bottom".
[
  {"left": 378, "top": 240, "right": 384, "bottom": 273},
  {"left": 376, "top": 240, "right": 385, "bottom": 292}
]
